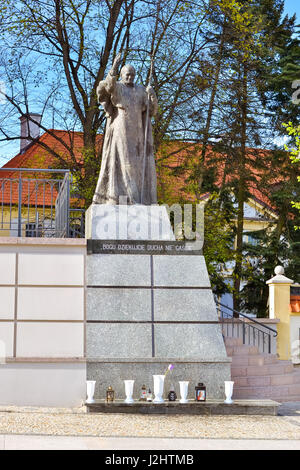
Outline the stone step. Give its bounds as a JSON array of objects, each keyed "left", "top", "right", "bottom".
[
  {"left": 233, "top": 386, "right": 287, "bottom": 400},
  {"left": 233, "top": 383, "right": 300, "bottom": 400},
  {"left": 289, "top": 384, "right": 300, "bottom": 395},
  {"left": 234, "top": 376, "right": 273, "bottom": 387},
  {"left": 279, "top": 395, "right": 300, "bottom": 402},
  {"left": 248, "top": 354, "right": 279, "bottom": 365},
  {"left": 231, "top": 354, "right": 278, "bottom": 367},
  {"left": 293, "top": 372, "right": 300, "bottom": 384},
  {"left": 230, "top": 356, "right": 251, "bottom": 366},
  {"left": 226, "top": 345, "right": 259, "bottom": 356},
  {"left": 225, "top": 337, "right": 300, "bottom": 401},
  {"left": 270, "top": 373, "right": 300, "bottom": 386},
  {"left": 224, "top": 337, "right": 243, "bottom": 347},
  {"left": 231, "top": 362, "right": 294, "bottom": 378},
  {"left": 224, "top": 337, "right": 271, "bottom": 353},
  {"left": 234, "top": 373, "right": 300, "bottom": 387},
  {"left": 86, "top": 399, "right": 279, "bottom": 415}
]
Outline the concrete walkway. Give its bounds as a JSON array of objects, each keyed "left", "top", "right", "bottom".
[
  {"left": 0, "top": 402, "right": 299, "bottom": 450},
  {"left": 0, "top": 435, "right": 300, "bottom": 450}
]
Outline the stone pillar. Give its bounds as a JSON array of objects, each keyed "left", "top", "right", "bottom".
[{"left": 266, "top": 266, "right": 293, "bottom": 360}]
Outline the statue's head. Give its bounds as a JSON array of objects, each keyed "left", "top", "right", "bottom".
[{"left": 120, "top": 64, "right": 136, "bottom": 86}]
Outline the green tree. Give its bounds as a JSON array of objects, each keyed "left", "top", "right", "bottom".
[
  {"left": 0, "top": 0, "right": 133, "bottom": 204},
  {"left": 0, "top": 0, "right": 211, "bottom": 206},
  {"left": 214, "top": 0, "right": 298, "bottom": 312},
  {"left": 203, "top": 191, "right": 236, "bottom": 296},
  {"left": 240, "top": 148, "right": 300, "bottom": 317},
  {"left": 284, "top": 122, "right": 300, "bottom": 216}
]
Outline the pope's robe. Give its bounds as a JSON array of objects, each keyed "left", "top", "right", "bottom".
[{"left": 93, "top": 73, "right": 158, "bottom": 205}]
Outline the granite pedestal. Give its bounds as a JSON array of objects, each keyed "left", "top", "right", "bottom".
[
  {"left": 86, "top": 205, "right": 231, "bottom": 401},
  {"left": 85, "top": 204, "right": 175, "bottom": 240}
]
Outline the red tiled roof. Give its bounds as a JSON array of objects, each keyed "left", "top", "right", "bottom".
[
  {"left": 0, "top": 130, "right": 102, "bottom": 207},
  {"left": 156, "top": 143, "right": 285, "bottom": 214},
  {"left": 1, "top": 130, "right": 103, "bottom": 174},
  {"left": 0, "top": 130, "right": 288, "bottom": 213},
  {"left": 0, "top": 178, "right": 57, "bottom": 208}
]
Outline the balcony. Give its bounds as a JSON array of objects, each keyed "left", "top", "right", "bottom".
[{"left": 0, "top": 168, "right": 84, "bottom": 238}]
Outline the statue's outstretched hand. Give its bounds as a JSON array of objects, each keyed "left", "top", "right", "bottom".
[{"left": 111, "top": 52, "right": 122, "bottom": 75}]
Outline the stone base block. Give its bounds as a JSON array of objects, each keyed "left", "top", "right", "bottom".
[
  {"left": 86, "top": 399, "right": 280, "bottom": 416},
  {"left": 87, "top": 359, "right": 231, "bottom": 401},
  {"left": 86, "top": 239, "right": 231, "bottom": 402},
  {"left": 85, "top": 204, "right": 175, "bottom": 240}
]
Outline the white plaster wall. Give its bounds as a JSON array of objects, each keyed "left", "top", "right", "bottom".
[
  {"left": 18, "top": 287, "right": 84, "bottom": 320},
  {"left": 0, "top": 287, "right": 15, "bottom": 319},
  {"left": 0, "top": 253, "right": 16, "bottom": 284},
  {"left": 0, "top": 363, "right": 86, "bottom": 407},
  {"left": 0, "top": 238, "right": 86, "bottom": 406},
  {"left": 17, "top": 322, "right": 84, "bottom": 357},
  {"left": 18, "top": 251, "right": 84, "bottom": 285},
  {"left": 0, "top": 323, "right": 14, "bottom": 357}
]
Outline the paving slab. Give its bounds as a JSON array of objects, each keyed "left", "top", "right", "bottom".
[
  {"left": 2, "top": 435, "right": 300, "bottom": 450},
  {"left": 1, "top": 410, "right": 300, "bottom": 440},
  {"left": 0, "top": 402, "right": 300, "bottom": 444}
]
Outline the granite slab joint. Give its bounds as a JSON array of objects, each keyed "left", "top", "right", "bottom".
[
  {"left": 87, "top": 357, "right": 232, "bottom": 363},
  {"left": 86, "top": 285, "right": 212, "bottom": 289}
]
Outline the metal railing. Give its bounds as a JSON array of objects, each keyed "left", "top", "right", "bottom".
[
  {"left": 0, "top": 168, "right": 84, "bottom": 238},
  {"left": 216, "top": 301, "right": 278, "bottom": 354},
  {"left": 69, "top": 208, "right": 85, "bottom": 238},
  {"left": 55, "top": 171, "right": 70, "bottom": 237}
]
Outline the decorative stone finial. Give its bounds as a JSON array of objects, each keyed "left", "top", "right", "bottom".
[
  {"left": 274, "top": 266, "right": 285, "bottom": 275},
  {"left": 266, "top": 265, "right": 293, "bottom": 285}
]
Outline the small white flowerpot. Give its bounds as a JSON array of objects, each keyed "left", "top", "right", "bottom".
[
  {"left": 124, "top": 380, "right": 135, "bottom": 403},
  {"left": 179, "top": 381, "right": 189, "bottom": 403},
  {"left": 86, "top": 380, "right": 96, "bottom": 404},
  {"left": 224, "top": 381, "right": 234, "bottom": 404},
  {"left": 153, "top": 375, "right": 165, "bottom": 403}
]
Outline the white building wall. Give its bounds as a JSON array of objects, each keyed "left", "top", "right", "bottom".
[{"left": 0, "top": 237, "right": 86, "bottom": 407}]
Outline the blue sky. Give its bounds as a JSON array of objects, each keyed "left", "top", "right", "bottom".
[
  {"left": 284, "top": 0, "right": 300, "bottom": 21},
  {"left": 0, "top": 0, "right": 299, "bottom": 168}
]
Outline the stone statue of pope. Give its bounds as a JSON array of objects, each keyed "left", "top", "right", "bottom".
[{"left": 93, "top": 53, "right": 158, "bottom": 205}]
